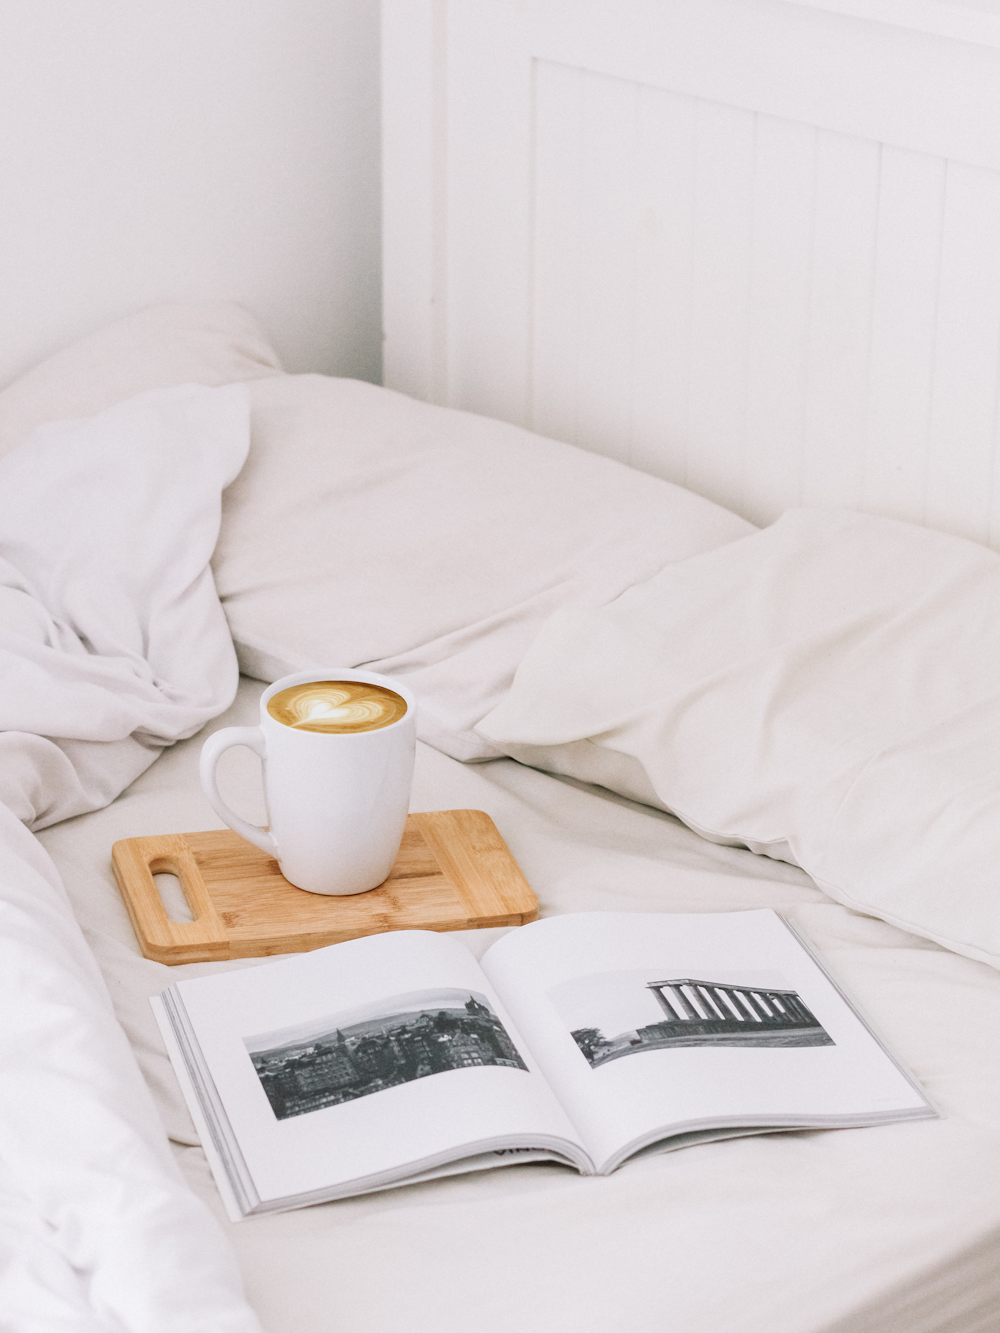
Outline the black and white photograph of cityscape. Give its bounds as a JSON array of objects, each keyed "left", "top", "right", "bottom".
[
  {"left": 549, "top": 968, "right": 835, "bottom": 1069},
  {"left": 246, "top": 989, "right": 528, "bottom": 1120}
]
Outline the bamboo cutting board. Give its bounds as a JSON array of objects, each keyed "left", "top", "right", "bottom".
[{"left": 111, "top": 810, "right": 538, "bottom": 965}]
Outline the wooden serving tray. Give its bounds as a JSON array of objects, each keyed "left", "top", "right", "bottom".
[{"left": 112, "top": 810, "right": 538, "bottom": 965}]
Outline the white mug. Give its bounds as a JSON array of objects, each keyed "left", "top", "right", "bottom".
[{"left": 199, "top": 669, "right": 416, "bottom": 896}]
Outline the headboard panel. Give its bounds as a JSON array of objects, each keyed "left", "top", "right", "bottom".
[{"left": 383, "top": 0, "right": 1000, "bottom": 545}]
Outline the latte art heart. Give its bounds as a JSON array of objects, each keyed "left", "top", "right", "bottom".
[{"left": 267, "top": 681, "right": 408, "bottom": 734}]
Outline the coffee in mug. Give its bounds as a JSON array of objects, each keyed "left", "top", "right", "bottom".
[
  {"left": 199, "top": 670, "right": 416, "bottom": 896},
  {"left": 266, "top": 680, "right": 408, "bottom": 734}
]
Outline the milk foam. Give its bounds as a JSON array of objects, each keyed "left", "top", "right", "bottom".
[{"left": 267, "top": 681, "right": 407, "bottom": 734}]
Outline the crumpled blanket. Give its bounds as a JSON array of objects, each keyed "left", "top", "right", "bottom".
[{"left": 0, "top": 385, "right": 261, "bottom": 1330}]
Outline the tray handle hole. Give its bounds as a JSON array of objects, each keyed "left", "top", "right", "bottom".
[{"left": 151, "top": 867, "right": 195, "bottom": 924}]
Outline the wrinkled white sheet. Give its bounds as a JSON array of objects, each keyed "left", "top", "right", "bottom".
[
  {"left": 9, "top": 383, "right": 1000, "bottom": 1331},
  {"left": 476, "top": 508, "right": 1000, "bottom": 972},
  {"left": 45, "top": 677, "right": 1000, "bottom": 1333},
  {"left": 0, "top": 387, "right": 260, "bottom": 1331},
  {"left": 0, "top": 385, "right": 249, "bottom": 830},
  {"left": 214, "top": 374, "right": 755, "bottom": 763}
]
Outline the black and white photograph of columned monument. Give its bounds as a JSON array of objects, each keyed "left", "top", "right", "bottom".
[
  {"left": 551, "top": 971, "right": 834, "bottom": 1070},
  {"left": 246, "top": 989, "right": 528, "bottom": 1121}
]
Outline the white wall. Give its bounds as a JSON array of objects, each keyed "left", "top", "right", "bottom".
[{"left": 0, "top": 0, "right": 381, "bottom": 386}]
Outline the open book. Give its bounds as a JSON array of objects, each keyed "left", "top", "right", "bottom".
[{"left": 153, "top": 910, "right": 933, "bottom": 1219}]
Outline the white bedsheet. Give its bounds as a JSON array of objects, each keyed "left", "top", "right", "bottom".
[
  {"left": 41, "top": 677, "right": 1000, "bottom": 1333},
  {"left": 0, "top": 386, "right": 261, "bottom": 1330},
  {"left": 0, "top": 384, "right": 248, "bottom": 829}
]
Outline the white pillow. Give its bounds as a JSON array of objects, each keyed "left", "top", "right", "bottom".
[
  {"left": 477, "top": 509, "right": 1000, "bottom": 969},
  {"left": 0, "top": 300, "right": 282, "bottom": 460},
  {"left": 214, "top": 374, "right": 755, "bottom": 759}
]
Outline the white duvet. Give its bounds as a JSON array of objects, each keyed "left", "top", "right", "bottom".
[
  {"left": 55, "top": 680, "right": 1000, "bottom": 1333},
  {"left": 7, "top": 376, "right": 1000, "bottom": 1333},
  {"left": 0, "top": 386, "right": 260, "bottom": 1330}
]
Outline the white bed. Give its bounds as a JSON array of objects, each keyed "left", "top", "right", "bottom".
[
  {"left": 0, "top": 304, "right": 994, "bottom": 1330},
  {"left": 2, "top": 303, "right": 1000, "bottom": 1331},
  {"left": 32, "top": 677, "right": 1000, "bottom": 1333},
  {"left": 6, "top": 2, "right": 1000, "bottom": 1328}
]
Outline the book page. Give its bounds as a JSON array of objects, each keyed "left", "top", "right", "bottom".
[
  {"left": 172, "top": 929, "right": 587, "bottom": 1207},
  {"left": 481, "top": 911, "right": 931, "bottom": 1172}
]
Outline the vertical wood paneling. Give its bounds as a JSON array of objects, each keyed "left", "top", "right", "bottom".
[
  {"left": 390, "top": 1, "right": 1000, "bottom": 554},
  {"left": 685, "top": 99, "right": 756, "bottom": 512},
  {"left": 742, "top": 115, "right": 816, "bottom": 525},
  {"left": 863, "top": 147, "right": 945, "bottom": 521},
  {"left": 531, "top": 61, "right": 586, "bottom": 446},
  {"left": 445, "top": 0, "right": 534, "bottom": 425},
  {"left": 526, "top": 57, "right": 1000, "bottom": 551},
  {"left": 381, "top": 0, "right": 441, "bottom": 403},
  {"left": 925, "top": 162, "right": 1000, "bottom": 546},
  {"left": 800, "top": 130, "right": 881, "bottom": 509},
  {"left": 630, "top": 86, "right": 698, "bottom": 485},
  {"left": 570, "top": 73, "right": 639, "bottom": 464}
]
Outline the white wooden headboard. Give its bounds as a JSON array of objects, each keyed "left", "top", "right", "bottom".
[{"left": 382, "top": 0, "right": 1000, "bottom": 547}]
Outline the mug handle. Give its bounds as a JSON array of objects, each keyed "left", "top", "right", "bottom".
[{"left": 199, "top": 726, "right": 278, "bottom": 857}]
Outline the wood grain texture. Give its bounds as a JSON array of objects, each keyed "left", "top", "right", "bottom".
[
  {"left": 111, "top": 810, "right": 538, "bottom": 965},
  {"left": 112, "top": 835, "right": 229, "bottom": 965},
  {"left": 410, "top": 809, "right": 536, "bottom": 921}
]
